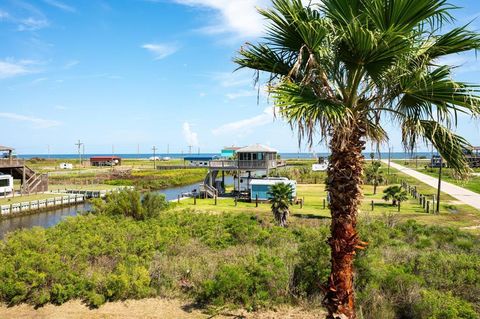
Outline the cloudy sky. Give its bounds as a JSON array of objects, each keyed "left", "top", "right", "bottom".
[{"left": 1, "top": 0, "right": 480, "bottom": 154}]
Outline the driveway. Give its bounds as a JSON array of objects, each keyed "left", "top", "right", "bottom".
[{"left": 382, "top": 160, "right": 480, "bottom": 210}]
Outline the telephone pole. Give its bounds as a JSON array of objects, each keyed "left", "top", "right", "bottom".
[
  {"left": 152, "top": 146, "right": 158, "bottom": 169},
  {"left": 75, "top": 140, "right": 84, "bottom": 165},
  {"left": 188, "top": 145, "right": 193, "bottom": 154},
  {"left": 436, "top": 157, "right": 443, "bottom": 214}
]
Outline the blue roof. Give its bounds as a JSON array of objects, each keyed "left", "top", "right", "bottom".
[{"left": 184, "top": 155, "right": 217, "bottom": 161}]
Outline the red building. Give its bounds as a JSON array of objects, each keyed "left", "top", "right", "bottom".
[{"left": 90, "top": 156, "right": 122, "bottom": 167}]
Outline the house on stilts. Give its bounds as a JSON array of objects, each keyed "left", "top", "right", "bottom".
[{"left": 0, "top": 145, "right": 48, "bottom": 194}]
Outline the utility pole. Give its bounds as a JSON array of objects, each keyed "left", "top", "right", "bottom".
[
  {"left": 188, "top": 145, "right": 193, "bottom": 154},
  {"left": 198, "top": 147, "right": 200, "bottom": 155},
  {"left": 152, "top": 146, "right": 157, "bottom": 169},
  {"left": 111, "top": 145, "right": 115, "bottom": 170},
  {"left": 75, "top": 140, "right": 83, "bottom": 165},
  {"left": 436, "top": 156, "right": 443, "bottom": 214},
  {"left": 388, "top": 146, "right": 392, "bottom": 175}
]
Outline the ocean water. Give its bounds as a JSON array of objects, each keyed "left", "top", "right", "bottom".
[{"left": 16, "top": 152, "right": 435, "bottom": 160}]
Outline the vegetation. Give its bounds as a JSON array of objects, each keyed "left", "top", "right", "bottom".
[
  {"left": 365, "top": 161, "right": 385, "bottom": 194},
  {"left": 268, "top": 183, "right": 294, "bottom": 227},
  {"left": 382, "top": 186, "right": 409, "bottom": 211},
  {"left": 0, "top": 204, "right": 479, "bottom": 318},
  {"left": 91, "top": 189, "right": 169, "bottom": 220},
  {"left": 235, "top": 0, "right": 480, "bottom": 317}
]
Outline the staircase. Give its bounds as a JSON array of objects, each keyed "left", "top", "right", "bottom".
[
  {"left": 200, "top": 170, "right": 219, "bottom": 198},
  {"left": 14, "top": 166, "right": 48, "bottom": 194}
]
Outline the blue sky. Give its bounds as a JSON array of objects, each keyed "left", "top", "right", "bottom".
[{"left": 1, "top": 0, "right": 480, "bottom": 155}]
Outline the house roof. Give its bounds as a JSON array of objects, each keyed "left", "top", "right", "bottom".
[
  {"left": 236, "top": 144, "right": 278, "bottom": 153},
  {"left": 0, "top": 145, "right": 15, "bottom": 152},
  {"left": 90, "top": 156, "right": 121, "bottom": 161},
  {"left": 222, "top": 147, "right": 243, "bottom": 151}
]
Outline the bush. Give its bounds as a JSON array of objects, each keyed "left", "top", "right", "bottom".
[
  {"left": 92, "top": 189, "right": 169, "bottom": 220},
  {"left": 0, "top": 210, "right": 479, "bottom": 316}
]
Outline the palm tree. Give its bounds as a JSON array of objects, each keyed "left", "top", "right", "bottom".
[
  {"left": 365, "top": 160, "right": 384, "bottom": 194},
  {"left": 234, "top": 0, "right": 480, "bottom": 317},
  {"left": 268, "top": 182, "right": 293, "bottom": 227},
  {"left": 382, "top": 185, "right": 408, "bottom": 211}
]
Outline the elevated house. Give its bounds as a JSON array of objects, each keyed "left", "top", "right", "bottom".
[
  {"left": 198, "top": 144, "right": 287, "bottom": 198},
  {"left": 0, "top": 145, "right": 48, "bottom": 194}
]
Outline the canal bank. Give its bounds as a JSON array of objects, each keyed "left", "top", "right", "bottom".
[{"left": 0, "top": 177, "right": 233, "bottom": 239}]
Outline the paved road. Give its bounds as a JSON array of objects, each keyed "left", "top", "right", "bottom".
[{"left": 382, "top": 160, "right": 480, "bottom": 210}]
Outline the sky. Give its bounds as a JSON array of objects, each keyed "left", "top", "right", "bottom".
[{"left": 1, "top": 0, "right": 480, "bottom": 155}]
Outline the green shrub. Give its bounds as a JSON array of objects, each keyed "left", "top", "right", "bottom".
[
  {"left": 92, "top": 189, "right": 169, "bottom": 220},
  {"left": 413, "top": 290, "right": 479, "bottom": 319}
]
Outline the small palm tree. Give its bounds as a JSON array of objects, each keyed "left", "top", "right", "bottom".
[
  {"left": 365, "top": 161, "right": 385, "bottom": 195},
  {"left": 382, "top": 185, "right": 408, "bottom": 211},
  {"left": 268, "top": 183, "right": 293, "bottom": 227},
  {"left": 235, "top": 1, "right": 480, "bottom": 317}
]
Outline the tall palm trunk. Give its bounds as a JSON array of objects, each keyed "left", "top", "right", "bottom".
[{"left": 323, "top": 125, "right": 365, "bottom": 319}]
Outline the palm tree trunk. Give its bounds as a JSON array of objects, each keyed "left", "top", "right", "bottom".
[{"left": 323, "top": 127, "right": 365, "bottom": 319}]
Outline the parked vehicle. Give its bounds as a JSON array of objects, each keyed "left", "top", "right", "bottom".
[
  {"left": 59, "top": 163, "right": 73, "bottom": 169},
  {"left": 0, "top": 174, "right": 14, "bottom": 195}
]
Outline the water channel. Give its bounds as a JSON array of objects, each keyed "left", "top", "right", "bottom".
[{"left": 0, "top": 177, "right": 234, "bottom": 239}]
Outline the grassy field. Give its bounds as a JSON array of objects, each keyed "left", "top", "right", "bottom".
[
  {"left": 392, "top": 159, "right": 480, "bottom": 194},
  {"left": 174, "top": 183, "right": 480, "bottom": 233}
]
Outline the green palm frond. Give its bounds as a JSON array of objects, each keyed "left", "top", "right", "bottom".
[
  {"left": 235, "top": 43, "right": 294, "bottom": 76},
  {"left": 425, "top": 25, "right": 480, "bottom": 59},
  {"left": 402, "top": 120, "right": 471, "bottom": 173}
]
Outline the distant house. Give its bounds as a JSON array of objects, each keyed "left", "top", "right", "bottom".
[
  {"left": 184, "top": 155, "right": 218, "bottom": 167},
  {"left": 90, "top": 156, "right": 122, "bottom": 167},
  {"left": 221, "top": 146, "right": 242, "bottom": 158}
]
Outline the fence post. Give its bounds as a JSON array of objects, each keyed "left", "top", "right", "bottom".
[
  {"left": 214, "top": 195, "right": 217, "bottom": 206},
  {"left": 371, "top": 200, "right": 374, "bottom": 211},
  {"left": 255, "top": 194, "right": 258, "bottom": 207},
  {"left": 194, "top": 195, "right": 197, "bottom": 205},
  {"left": 323, "top": 199, "right": 326, "bottom": 209}
]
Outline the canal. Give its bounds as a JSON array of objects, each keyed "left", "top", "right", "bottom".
[{"left": 0, "top": 177, "right": 233, "bottom": 239}]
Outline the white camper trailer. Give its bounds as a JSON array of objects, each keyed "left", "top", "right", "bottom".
[
  {"left": 59, "top": 163, "right": 73, "bottom": 169},
  {"left": 0, "top": 174, "right": 14, "bottom": 195}
]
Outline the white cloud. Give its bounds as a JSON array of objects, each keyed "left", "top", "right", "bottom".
[
  {"left": 436, "top": 54, "right": 480, "bottom": 74},
  {"left": 43, "top": 0, "right": 76, "bottom": 12},
  {"left": 171, "top": 0, "right": 322, "bottom": 38},
  {"left": 64, "top": 60, "right": 80, "bottom": 69},
  {"left": 0, "top": 10, "right": 10, "bottom": 19},
  {"left": 213, "top": 70, "right": 254, "bottom": 88},
  {"left": 142, "top": 43, "right": 180, "bottom": 60},
  {"left": 212, "top": 107, "right": 274, "bottom": 136},
  {"left": 183, "top": 122, "right": 199, "bottom": 146},
  {"left": 226, "top": 90, "right": 256, "bottom": 100},
  {"left": 17, "top": 17, "right": 49, "bottom": 31},
  {"left": 0, "top": 59, "right": 35, "bottom": 79},
  {"left": 0, "top": 112, "right": 61, "bottom": 128}
]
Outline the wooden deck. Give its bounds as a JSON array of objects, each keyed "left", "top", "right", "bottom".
[
  {"left": 0, "top": 159, "right": 25, "bottom": 168},
  {"left": 157, "top": 160, "right": 287, "bottom": 171}
]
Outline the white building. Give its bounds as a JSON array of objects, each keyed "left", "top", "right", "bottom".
[{"left": 0, "top": 174, "right": 14, "bottom": 195}]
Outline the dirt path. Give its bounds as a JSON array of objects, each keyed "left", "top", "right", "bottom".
[
  {"left": 0, "top": 299, "right": 325, "bottom": 319},
  {"left": 383, "top": 160, "right": 480, "bottom": 210}
]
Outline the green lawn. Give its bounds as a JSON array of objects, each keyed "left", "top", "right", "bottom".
[{"left": 174, "top": 183, "right": 480, "bottom": 234}]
